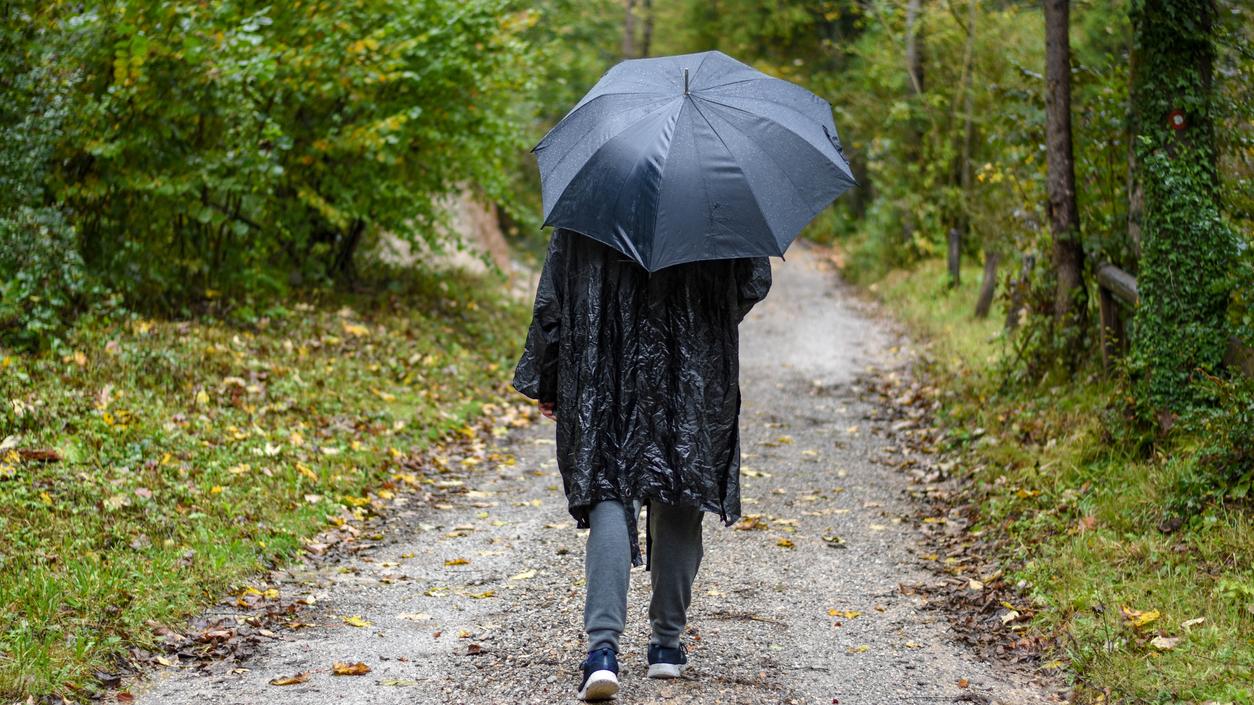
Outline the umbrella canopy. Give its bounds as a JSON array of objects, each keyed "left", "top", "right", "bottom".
[{"left": 534, "top": 49, "right": 856, "bottom": 272}]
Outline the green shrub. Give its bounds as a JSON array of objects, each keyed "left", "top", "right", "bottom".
[
  {"left": 0, "top": 209, "right": 90, "bottom": 352},
  {"left": 34, "top": 0, "right": 537, "bottom": 308},
  {"left": 1169, "top": 374, "right": 1254, "bottom": 516},
  {"left": 0, "top": 1, "right": 93, "bottom": 349}
]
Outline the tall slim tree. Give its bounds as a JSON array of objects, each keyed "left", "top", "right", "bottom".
[
  {"left": 623, "top": 0, "right": 637, "bottom": 58},
  {"left": 641, "top": 0, "right": 654, "bottom": 57},
  {"left": 901, "top": 0, "right": 926, "bottom": 249},
  {"left": 1129, "top": 0, "right": 1235, "bottom": 413},
  {"left": 1043, "top": 0, "right": 1087, "bottom": 359}
]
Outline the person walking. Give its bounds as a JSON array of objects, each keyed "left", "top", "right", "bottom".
[
  {"left": 514, "top": 49, "right": 853, "bottom": 700},
  {"left": 512, "top": 227, "right": 771, "bottom": 700}
]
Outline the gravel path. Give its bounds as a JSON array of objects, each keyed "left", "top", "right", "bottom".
[{"left": 132, "top": 244, "right": 1059, "bottom": 705}]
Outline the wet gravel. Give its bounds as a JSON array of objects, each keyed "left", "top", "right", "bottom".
[{"left": 132, "top": 244, "right": 1061, "bottom": 705}]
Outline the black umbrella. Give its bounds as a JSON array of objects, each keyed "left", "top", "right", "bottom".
[{"left": 533, "top": 49, "right": 856, "bottom": 272}]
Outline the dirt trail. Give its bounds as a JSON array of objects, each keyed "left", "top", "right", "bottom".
[{"left": 133, "top": 244, "right": 1059, "bottom": 705}]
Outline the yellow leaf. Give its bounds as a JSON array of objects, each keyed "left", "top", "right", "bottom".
[
  {"left": 195, "top": 389, "right": 210, "bottom": 407},
  {"left": 342, "top": 322, "right": 370, "bottom": 337},
  {"left": 269, "top": 672, "right": 309, "bottom": 686},
  {"left": 828, "top": 609, "right": 861, "bottom": 619},
  {"left": 509, "top": 569, "right": 537, "bottom": 581},
  {"left": 776, "top": 538, "right": 795, "bottom": 549},
  {"left": 331, "top": 662, "right": 371, "bottom": 676},
  {"left": 296, "top": 462, "right": 318, "bottom": 481},
  {"left": 467, "top": 590, "right": 495, "bottom": 599},
  {"left": 1121, "top": 606, "right": 1160, "bottom": 629},
  {"left": 846, "top": 644, "right": 869, "bottom": 654},
  {"left": 342, "top": 615, "right": 371, "bottom": 628},
  {"left": 444, "top": 558, "right": 469, "bottom": 566}
]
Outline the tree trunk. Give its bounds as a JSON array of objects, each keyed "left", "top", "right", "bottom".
[
  {"left": 974, "top": 250, "right": 1001, "bottom": 318},
  {"left": 947, "top": 228, "right": 961, "bottom": 288},
  {"left": 623, "top": 0, "right": 637, "bottom": 59},
  {"left": 904, "top": 0, "right": 925, "bottom": 97},
  {"left": 1043, "top": 0, "right": 1087, "bottom": 359},
  {"left": 641, "top": 0, "right": 654, "bottom": 57},
  {"left": 901, "top": 0, "right": 926, "bottom": 246},
  {"left": 1129, "top": 0, "right": 1234, "bottom": 412}
]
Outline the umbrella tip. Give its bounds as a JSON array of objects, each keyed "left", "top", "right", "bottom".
[{"left": 683, "top": 68, "right": 689, "bottom": 95}]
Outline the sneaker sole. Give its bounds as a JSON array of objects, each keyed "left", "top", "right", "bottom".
[
  {"left": 647, "top": 662, "right": 684, "bottom": 679},
  {"left": 578, "top": 670, "right": 619, "bottom": 701}
]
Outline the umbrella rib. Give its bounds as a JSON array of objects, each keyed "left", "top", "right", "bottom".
[
  {"left": 645, "top": 102, "right": 686, "bottom": 269},
  {"left": 690, "top": 76, "right": 772, "bottom": 93},
  {"left": 693, "top": 99, "right": 826, "bottom": 248},
  {"left": 692, "top": 94, "right": 848, "bottom": 174},
  {"left": 543, "top": 100, "right": 680, "bottom": 235},
  {"left": 535, "top": 92, "right": 675, "bottom": 154},
  {"left": 685, "top": 51, "right": 714, "bottom": 89},
  {"left": 686, "top": 99, "right": 782, "bottom": 254},
  {"left": 540, "top": 98, "right": 682, "bottom": 222}
]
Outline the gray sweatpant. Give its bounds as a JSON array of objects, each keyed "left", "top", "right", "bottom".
[{"left": 584, "top": 500, "right": 704, "bottom": 653}]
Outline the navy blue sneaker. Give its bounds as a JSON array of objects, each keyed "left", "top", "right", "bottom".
[
  {"left": 646, "top": 642, "right": 687, "bottom": 679},
  {"left": 577, "top": 647, "right": 620, "bottom": 701}
]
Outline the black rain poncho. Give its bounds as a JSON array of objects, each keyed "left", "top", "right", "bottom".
[{"left": 512, "top": 228, "right": 771, "bottom": 567}]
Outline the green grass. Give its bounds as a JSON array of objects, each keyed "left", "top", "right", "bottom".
[
  {"left": 867, "top": 257, "right": 1254, "bottom": 704},
  {"left": 0, "top": 267, "right": 528, "bottom": 699}
]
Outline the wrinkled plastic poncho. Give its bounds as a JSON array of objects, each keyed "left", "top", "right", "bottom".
[{"left": 513, "top": 228, "right": 772, "bottom": 567}]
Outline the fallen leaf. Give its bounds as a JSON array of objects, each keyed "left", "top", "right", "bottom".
[
  {"left": 968, "top": 579, "right": 984, "bottom": 591},
  {"left": 397, "top": 612, "right": 432, "bottom": 622},
  {"left": 342, "top": 615, "right": 372, "bottom": 628},
  {"left": 509, "top": 569, "right": 537, "bottom": 581},
  {"left": 444, "top": 558, "right": 469, "bottom": 567},
  {"left": 828, "top": 609, "right": 862, "bottom": 619},
  {"left": 1000, "top": 609, "right": 1020, "bottom": 625},
  {"left": 269, "top": 672, "right": 310, "bottom": 686},
  {"left": 1180, "top": 617, "right": 1205, "bottom": 629},
  {"left": 332, "top": 661, "right": 371, "bottom": 676},
  {"left": 846, "top": 644, "right": 869, "bottom": 654},
  {"left": 776, "top": 538, "right": 795, "bottom": 549},
  {"left": 1149, "top": 635, "right": 1180, "bottom": 650},
  {"left": 1121, "top": 606, "right": 1160, "bottom": 629},
  {"left": 379, "top": 678, "right": 419, "bottom": 687},
  {"left": 735, "top": 515, "right": 769, "bottom": 531},
  {"left": 957, "top": 677, "right": 969, "bottom": 688},
  {"left": 467, "top": 590, "right": 495, "bottom": 599}
]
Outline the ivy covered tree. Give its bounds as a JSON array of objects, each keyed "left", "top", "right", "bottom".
[{"left": 1128, "top": 0, "right": 1237, "bottom": 415}]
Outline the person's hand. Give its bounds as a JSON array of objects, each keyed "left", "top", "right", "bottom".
[{"left": 539, "top": 401, "right": 556, "bottom": 421}]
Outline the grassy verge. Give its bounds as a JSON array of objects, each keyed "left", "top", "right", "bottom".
[
  {"left": 0, "top": 268, "right": 528, "bottom": 699},
  {"left": 866, "top": 257, "right": 1253, "bottom": 704}
]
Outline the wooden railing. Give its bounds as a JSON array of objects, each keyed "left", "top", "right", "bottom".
[{"left": 1096, "top": 263, "right": 1254, "bottom": 377}]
